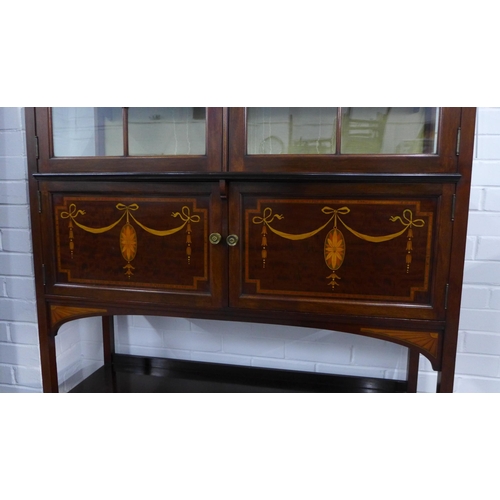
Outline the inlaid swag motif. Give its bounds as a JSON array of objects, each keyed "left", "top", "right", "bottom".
[
  {"left": 60, "top": 203, "right": 200, "bottom": 277},
  {"left": 252, "top": 206, "right": 425, "bottom": 290}
]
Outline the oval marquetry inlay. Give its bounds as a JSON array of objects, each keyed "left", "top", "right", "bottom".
[
  {"left": 120, "top": 223, "right": 138, "bottom": 263},
  {"left": 324, "top": 228, "right": 346, "bottom": 271}
]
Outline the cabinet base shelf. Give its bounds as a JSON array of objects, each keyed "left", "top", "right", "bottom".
[{"left": 69, "top": 354, "right": 407, "bottom": 393}]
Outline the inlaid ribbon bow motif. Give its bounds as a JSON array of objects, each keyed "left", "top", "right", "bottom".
[
  {"left": 61, "top": 203, "right": 200, "bottom": 277},
  {"left": 253, "top": 206, "right": 425, "bottom": 290}
]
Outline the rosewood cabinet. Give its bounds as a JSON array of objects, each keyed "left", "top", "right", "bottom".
[{"left": 25, "top": 107, "right": 476, "bottom": 392}]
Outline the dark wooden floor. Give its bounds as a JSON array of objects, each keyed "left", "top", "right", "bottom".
[{"left": 69, "top": 354, "right": 407, "bottom": 393}]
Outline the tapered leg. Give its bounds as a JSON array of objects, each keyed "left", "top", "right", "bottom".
[
  {"left": 102, "top": 315, "right": 115, "bottom": 365},
  {"left": 34, "top": 300, "right": 60, "bottom": 392},
  {"left": 436, "top": 365, "right": 455, "bottom": 393},
  {"left": 406, "top": 349, "right": 420, "bottom": 393},
  {"left": 39, "top": 327, "right": 59, "bottom": 392},
  {"left": 102, "top": 316, "right": 117, "bottom": 392}
]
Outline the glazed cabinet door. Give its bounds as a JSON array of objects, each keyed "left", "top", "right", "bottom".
[
  {"left": 35, "top": 107, "right": 223, "bottom": 173},
  {"left": 229, "top": 107, "right": 461, "bottom": 173},
  {"left": 39, "top": 181, "right": 226, "bottom": 310},
  {"left": 228, "top": 181, "right": 455, "bottom": 321}
]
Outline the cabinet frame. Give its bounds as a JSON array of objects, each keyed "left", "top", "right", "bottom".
[{"left": 25, "top": 107, "right": 476, "bottom": 393}]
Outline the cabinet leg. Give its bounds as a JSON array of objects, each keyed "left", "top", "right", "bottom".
[
  {"left": 436, "top": 368, "right": 455, "bottom": 393},
  {"left": 406, "top": 349, "right": 419, "bottom": 393},
  {"left": 102, "top": 316, "right": 118, "bottom": 392},
  {"left": 436, "top": 325, "right": 458, "bottom": 393},
  {"left": 102, "top": 315, "right": 115, "bottom": 366},
  {"left": 39, "top": 330, "right": 59, "bottom": 393}
]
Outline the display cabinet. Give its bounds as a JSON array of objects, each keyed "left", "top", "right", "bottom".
[{"left": 25, "top": 107, "right": 476, "bottom": 392}]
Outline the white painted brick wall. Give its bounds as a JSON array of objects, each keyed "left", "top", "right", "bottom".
[
  {"left": 0, "top": 108, "right": 41, "bottom": 392},
  {"left": 454, "top": 107, "right": 500, "bottom": 392},
  {"left": 0, "top": 108, "right": 90, "bottom": 392},
  {"left": 2, "top": 107, "right": 500, "bottom": 393}
]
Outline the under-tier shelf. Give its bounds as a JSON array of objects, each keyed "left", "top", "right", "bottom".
[{"left": 69, "top": 354, "right": 407, "bottom": 393}]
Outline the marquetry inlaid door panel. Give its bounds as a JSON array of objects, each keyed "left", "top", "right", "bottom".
[
  {"left": 42, "top": 182, "right": 225, "bottom": 309},
  {"left": 229, "top": 182, "right": 454, "bottom": 320}
]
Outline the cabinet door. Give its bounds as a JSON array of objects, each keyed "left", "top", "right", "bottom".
[
  {"left": 228, "top": 182, "right": 454, "bottom": 321},
  {"left": 40, "top": 181, "right": 226, "bottom": 310},
  {"left": 35, "top": 107, "right": 223, "bottom": 173},
  {"left": 228, "top": 107, "right": 461, "bottom": 173}
]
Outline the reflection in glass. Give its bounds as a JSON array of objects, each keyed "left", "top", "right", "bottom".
[
  {"left": 52, "top": 108, "right": 123, "bottom": 157},
  {"left": 341, "top": 107, "right": 439, "bottom": 154},
  {"left": 128, "top": 107, "right": 206, "bottom": 156},
  {"left": 247, "top": 108, "right": 338, "bottom": 154}
]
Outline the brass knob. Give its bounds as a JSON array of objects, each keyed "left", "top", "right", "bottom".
[
  {"left": 226, "top": 234, "right": 239, "bottom": 247},
  {"left": 209, "top": 232, "right": 222, "bottom": 245}
]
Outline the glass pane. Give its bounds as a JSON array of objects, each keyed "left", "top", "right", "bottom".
[
  {"left": 52, "top": 107, "right": 123, "bottom": 156},
  {"left": 341, "top": 107, "right": 439, "bottom": 154},
  {"left": 247, "top": 108, "right": 337, "bottom": 154},
  {"left": 128, "top": 107, "right": 206, "bottom": 156}
]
